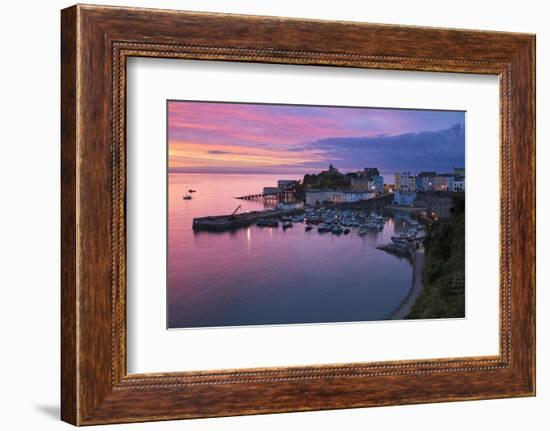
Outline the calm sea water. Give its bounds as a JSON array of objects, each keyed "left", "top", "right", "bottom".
[{"left": 168, "top": 173, "right": 412, "bottom": 328}]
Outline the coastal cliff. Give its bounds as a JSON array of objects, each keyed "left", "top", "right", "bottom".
[{"left": 407, "top": 195, "right": 465, "bottom": 319}]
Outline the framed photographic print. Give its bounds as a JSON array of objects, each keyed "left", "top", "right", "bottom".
[
  {"left": 166, "top": 100, "right": 465, "bottom": 329},
  {"left": 61, "top": 4, "right": 535, "bottom": 425}
]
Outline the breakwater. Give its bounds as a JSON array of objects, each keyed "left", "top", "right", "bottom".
[
  {"left": 376, "top": 243, "right": 415, "bottom": 262},
  {"left": 192, "top": 207, "right": 304, "bottom": 232}
]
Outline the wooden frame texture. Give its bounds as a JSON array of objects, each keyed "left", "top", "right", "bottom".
[{"left": 61, "top": 4, "right": 536, "bottom": 426}]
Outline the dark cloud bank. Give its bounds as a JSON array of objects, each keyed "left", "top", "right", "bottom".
[
  {"left": 169, "top": 124, "right": 465, "bottom": 175},
  {"left": 297, "top": 123, "right": 465, "bottom": 173}
]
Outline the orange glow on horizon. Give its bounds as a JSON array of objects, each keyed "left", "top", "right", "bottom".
[{"left": 169, "top": 140, "right": 325, "bottom": 169}]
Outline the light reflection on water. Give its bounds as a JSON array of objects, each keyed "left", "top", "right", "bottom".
[{"left": 168, "top": 173, "right": 412, "bottom": 328}]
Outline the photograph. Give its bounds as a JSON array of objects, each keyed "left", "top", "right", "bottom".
[
  {"left": 0, "top": 0, "right": 540, "bottom": 427},
  {"left": 167, "top": 101, "right": 466, "bottom": 329}
]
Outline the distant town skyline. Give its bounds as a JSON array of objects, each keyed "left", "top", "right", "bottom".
[{"left": 168, "top": 101, "right": 465, "bottom": 178}]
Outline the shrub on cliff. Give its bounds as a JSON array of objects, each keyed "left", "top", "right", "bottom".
[{"left": 408, "top": 194, "right": 465, "bottom": 319}]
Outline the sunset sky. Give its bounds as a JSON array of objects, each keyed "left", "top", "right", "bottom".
[{"left": 168, "top": 101, "right": 465, "bottom": 178}]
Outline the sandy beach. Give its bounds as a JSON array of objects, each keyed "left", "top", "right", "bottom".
[{"left": 388, "top": 247, "right": 425, "bottom": 320}]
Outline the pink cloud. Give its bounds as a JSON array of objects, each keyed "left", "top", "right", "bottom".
[{"left": 167, "top": 101, "right": 464, "bottom": 172}]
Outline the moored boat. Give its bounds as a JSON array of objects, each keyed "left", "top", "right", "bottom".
[
  {"left": 391, "top": 232, "right": 415, "bottom": 244},
  {"left": 265, "top": 219, "right": 279, "bottom": 228},
  {"left": 331, "top": 225, "right": 343, "bottom": 235},
  {"left": 317, "top": 223, "right": 329, "bottom": 233}
]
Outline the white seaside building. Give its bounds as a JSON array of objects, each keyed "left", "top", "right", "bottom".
[
  {"left": 276, "top": 202, "right": 304, "bottom": 210},
  {"left": 394, "top": 172, "right": 416, "bottom": 192},
  {"left": 305, "top": 189, "right": 375, "bottom": 206}
]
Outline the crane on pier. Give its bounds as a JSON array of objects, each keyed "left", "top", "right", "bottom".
[{"left": 230, "top": 204, "right": 242, "bottom": 218}]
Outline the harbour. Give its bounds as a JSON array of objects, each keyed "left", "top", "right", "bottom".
[
  {"left": 192, "top": 193, "right": 394, "bottom": 232},
  {"left": 168, "top": 173, "right": 415, "bottom": 328},
  {"left": 169, "top": 165, "right": 463, "bottom": 328}
]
